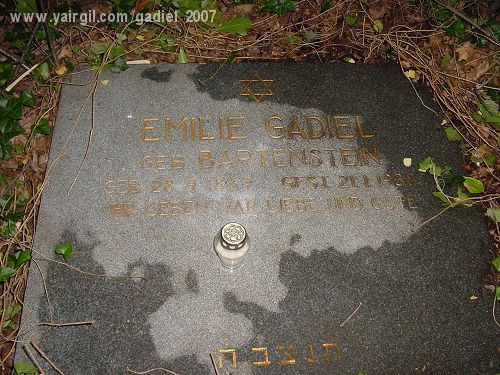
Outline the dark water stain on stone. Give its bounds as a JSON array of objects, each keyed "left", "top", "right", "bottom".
[
  {"left": 141, "top": 67, "right": 172, "bottom": 82},
  {"left": 289, "top": 234, "right": 301, "bottom": 246},
  {"left": 185, "top": 268, "right": 200, "bottom": 293},
  {"left": 223, "top": 226, "right": 496, "bottom": 375},
  {"left": 37, "top": 227, "right": 210, "bottom": 375}
]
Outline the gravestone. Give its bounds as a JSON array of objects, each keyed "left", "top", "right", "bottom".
[{"left": 18, "top": 62, "right": 498, "bottom": 374}]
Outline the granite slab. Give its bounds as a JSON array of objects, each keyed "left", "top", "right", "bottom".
[{"left": 17, "top": 62, "right": 498, "bottom": 375}]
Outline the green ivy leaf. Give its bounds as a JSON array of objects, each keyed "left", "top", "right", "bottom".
[
  {"left": 373, "top": 19, "right": 384, "bottom": 33},
  {"left": 16, "top": 0, "right": 36, "bottom": 13},
  {"left": 116, "top": 33, "right": 127, "bottom": 44},
  {"left": 471, "top": 154, "right": 496, "bottom": 168},
  {"left": 20, "top": 90, "right": 35, "bottom": 107},
  {"left": 36, "top": 63, "right": 50, "bottom": 81},
  {"left": 0, "top": 172, "right": 7, "bottom": 187},
  {"left": 445, "top": 127, "right": 461, "bottom": 141},
  {"left": 91, "top": 42, "right": 110, "bottom": 56},
  {"left": 0, "top": 96, "right": 8, "bottom": 108},
  {"left": 486, "top": 208, "right": 500, "bottom": 223},
  {"left": 287, "top": 35, "right": 301, "bottom": 44},
  {"left": 109, "top": 45, "right": 126, "bottom": 60},
  {"left": 177, "top": 48, "right": 188, "bottom": 64},
  {"left": 440, "top": 53, "right": 451, "bottom": 69},
  {"left": 418, "top": 157, "right": 433, "bottom": 172},
  {"left": 321, "top": 1, "right": 334, "bottom": 12},
  {"left": 303, "top": 30, "right": 317, "bottom": 42},
  {"left": 463, "top": 176, "right": 484, "bottom": 194},
  {"left": 0, "top": 267, "right": 16, "bottom": 282},
  {"left": 54, "top": 242, "right": 73, "bottom": 260},
  {"left": 13, "top": 360, "right": 38, "bottom": 375},
  {"left": 5, "top": 303, "right": 22, "bottom": 318},
  {"left": 432, "top": 191, "right": 450, "bottom": 204},
  {"left": 456, "top": 186, "right": 469, "bottom": 202},
  {"left": 262, "top": 0, "right": 296, "bottom": 15},
  {"left": 7, "top": 250, "right": 32, "bottom": 269},
  {"left": 226, "top": 51, "right": 237, "bottom": 63},
  {"left": 492, "top": 256, "right": 500, "bottom": 272},
  {"left": 32, "top": 118, "right": 50, "bottom": 135},
  {"left": 345, "top": 14, "right": 357, "bottom": 26},
  {"left": 496, "top": 286, "right": 500, "bottom": 301},
  {"left": 218, "top": 16, "right": 253, "bottom": 36},
  {"left": 72, "top": 44, "right": 82, "bottom": 54},
  {"left": 446, "top": 19, "right": 466, "bottom": 37},
  {"left": 111, "top": 57, "right": 128, "bottom": 73}
]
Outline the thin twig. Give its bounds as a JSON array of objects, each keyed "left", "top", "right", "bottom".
[
  {"left": 38, "top": 320, "right": 96, "bottom": 327},
  {"left": 23, "top": 344, "right": 45, "bottom": 375},
  {"left": 0, "top": 47, "right": 30, "bottom": 70},
  {"left": 340, "top": 302, "right": 362, "bottom": 327},
  {"left": 127, "top": 368, "right": 181, "bottom": 375},
  {"left": 433, "top": 0, "right": 499, "bottom": 47},
  {"left": 210, "top": 353, "right": 220, "bottom": 375},
  {"left": 32, "top": 250, "right": 147, "bottom": 281},
  {"left": 30, "top": 341, "right": 66, "bottom": 375}
]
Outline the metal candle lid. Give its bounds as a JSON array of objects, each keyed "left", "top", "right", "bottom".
[{"left": 220, "top": 223, "right": 247, "bottom": 250}]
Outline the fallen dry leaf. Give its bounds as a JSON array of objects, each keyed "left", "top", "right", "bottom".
[{"left": 55, "top": 65, "right": 67, "bottom": 76}]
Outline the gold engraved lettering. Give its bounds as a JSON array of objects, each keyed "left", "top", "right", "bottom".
[
  {"left": 190, "top": 118, "right": 196, "bottom": 141},
  {"left": 218, "top": 349, "right": 237, "bottom": 368},
  {"left": 265, "top": 116, "right": 285, "bottom": 139},
  {"left": 407, "top": 195, "right": 417, "bottom": 209},
  {"left": 288, "top": 116, "right": 306, "bottom": 138},
  {"left": 198, "top": 117, "right": 216, "bottom": 140},
  {"left": 236, "top": 149, "right": 252, "bottom": 166},
  {"left": 108, "top": 203, "right": 134, "bottom": 217},
  {"left": 199, "top": 149, "right": 215, "bottom": 169},
  {"left": 323, "top": 148, "right": 337, "bottom": 167},
  {"left": 271, "top": 149, "right": 286, "bottom": 168},
  {"left": 163, "top": 117, "right": 189, "bottom": 141},
  {"left": 171, "top": 154, "right": 186, "bottom": 169},
  {"left": 105, "top": 180, "right": 140, "bottom": 195},
  {"left": 219, "top": 149, "right": 234, "bottom": 168},
  {"left": 150, "top": 179, "right": 175, "bottom": 193},
  {"left": 334, "top": 116, "right": 354, "bottom": 139},
  {"left": 218, "top": 117, "right": 225, "bottom": 140},
  {"left": 256, "top": 149, "right": 267, "bottom": 167},
  {"left": 307, "top": 116, "right": 326, "bottom": 139},
  {"left": 141, "top": 118, "right": 161, "bottom": 142},
  {"left": 326, "top": 196, "right": 364, "bottom": 211},
  {"left": 356, "top": 115, "right": 374, "bottom": 138},
  {"left": 288, "top": 149, "right": 307, "bottom": 166},
  {"left": 340, "top": 148, "right": 356, "bottom": 166},
  {"left": 252, "top": 347, "right": 271, "bottom": 367},
  {"left": 309, "top": 148, "right": 323, "bottom": 167},
  {"left": 187, "top": 179, "right": 197, "bottom": 193},
  {"left": 360, "top": 148, "right": 380, "bottom": 165},
  {"left": 322, "top": 343, "right": 341, "bottom": 363},
  {"left": 143, "top": 199, "right": 208, "bottom": 217},
  {"left": 141, "top": 155, "right": 167, "bottom": 170},
  {"left": 226, "top": 116, "right": 247, "bottom": 140},
  {"left": 306, "top": 343, "right": 317, "bottom": 364},
  {"left": 277, "top": 345, "right": 297, "bottom": 366}
]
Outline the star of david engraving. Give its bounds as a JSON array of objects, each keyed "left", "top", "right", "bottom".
[{"left": 239, "top": 74, "right": 274, "bottom": 103}]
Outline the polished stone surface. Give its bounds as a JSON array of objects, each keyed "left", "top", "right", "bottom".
[{"left": 18, "top": 63, "right": 497, "bottom": 374}]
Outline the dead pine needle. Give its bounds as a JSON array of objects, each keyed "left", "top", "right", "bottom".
[
  {"left": 340, "top": 302, "right": 363, "bottom": 327},
  {"left": 127, "top": 368, "right": 181, "bottom": 375}
]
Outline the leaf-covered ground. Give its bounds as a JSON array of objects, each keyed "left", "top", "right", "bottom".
[{"left": 0, "top": 0, "right": 499, "bottom": 373}]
